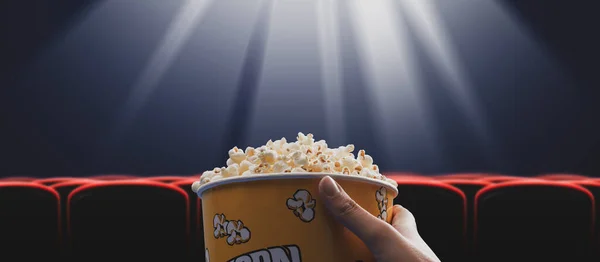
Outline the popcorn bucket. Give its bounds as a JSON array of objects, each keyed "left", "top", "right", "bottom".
[{"left": 197, "top": 173, "right": 398, "bottom": 262}]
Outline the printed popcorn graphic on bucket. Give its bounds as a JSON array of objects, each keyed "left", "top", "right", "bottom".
[
  {"left": 287, "top": 189, "right": 316, "bottom": 222},
  {"left": 212, "top": 213, "right": 251, "bottom": 245},
  {"left": 375, "top": 187, "right": 388, "bottom": 221},
  {"left": 226, "top": 220, "right": 252, "bottom": 245},
  {"left": 213, "top": 213, "right": 229, "bottom": 238}
]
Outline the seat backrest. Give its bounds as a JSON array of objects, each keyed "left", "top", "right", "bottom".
[
  {"left": 171, "top": 179, "right": 203, "bottom": 260},
  {"left": 567, "top": 180, "right": 600, "bottom": 258},
  {"left": 475, "top": 181, "right": 595, "bottom": 260},
  {"left": 442, "top": 179, "right": 492, "bottom": 200},
  {"left": 441, "top": 179, "right": 492, "bottom": 256},
  {"left": 394, "top": 180, "right": 467, "bottom": 261},
  {"left": 537, "top": 173, "right": 590, "bottom": 181},
  {"left": 68, "top": 180, "right": 190, "bottom": 259},
  {"left": 478, "top": 175, "right": 529, "bottom": 183},
  {"left": 51, "top": 179, "right": 98, "bottom": 245},
  {"left": 434, "top": 173, "right": 496, "bottom": 180},
  {"left": 0, "top": 182, "right": 61, "bottom": 258},
  {"left": 35, "top": 177, "right": 77, "bottom": 186},
  {"left": 88, "top": 174, "right": 137, "bottom": 180},
  {"left": 144, "top": 176, "right": 190, "bottom": 183}
]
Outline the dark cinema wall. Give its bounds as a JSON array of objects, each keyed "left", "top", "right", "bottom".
[{"left": 1, "top": 0, "right": 598, "bottom": 177}]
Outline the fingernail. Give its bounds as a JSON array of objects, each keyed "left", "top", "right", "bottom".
[{"left": 321, "top": 176, "right": 340, "bottom": 197}]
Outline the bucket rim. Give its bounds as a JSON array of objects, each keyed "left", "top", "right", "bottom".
[{"left": 196, "top": 172, "right": 398, "bottom": 198}]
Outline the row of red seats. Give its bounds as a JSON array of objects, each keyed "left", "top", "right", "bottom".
[
  {"left": 0, "top": 175, "right": 199, "bottom": 260},
  {"left": 388, "top": 173, "right": 600, "bottom": 261},
  {"left": 1, "top": 174, "right": 599, "bottom": 261}
]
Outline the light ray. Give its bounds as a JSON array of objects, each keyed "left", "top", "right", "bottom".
[
  {"left": 317, "top": 0, "right": 346, "bottom": 146},
  {"left": 348, "top": 0, "right": 441, "bottom": 169},
  {"left": 113, "top": 0, "right": 213, "bottom": 138},
  {"left": 398, "top": 0, "right": 492, "bottom": 144}
]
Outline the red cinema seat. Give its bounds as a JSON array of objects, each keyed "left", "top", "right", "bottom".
[
  {"left": 394, "top": 180, "right": 467, "bottom": 262},
  {"left": 385, "top": 172, "right": 432, "bottom": 181},
  {"left": 171, "top": 179, "right": 203, "bottom": 260},
  {"left": 68, "top": 180, "right": 190, "bottom": 259},
  {"left": 51, "top": 179, "right": 98, "bottom": 249},
  {"left": 144, "top": 176, "right": 189, "bottom": 183},
  {"left": 563, "top": 180, "right": 600, "bottom": 258},
  {"left": 0, "top": 176, "right": 36, "bottom": 182},
  {"left": 434, "top": 173, "right": 494, "bottom": 180},
  {"left": 35, "top": 177, "right": 78, "bottom": 186},
  {"left": 537, "top": 173, "right": 590, "bottom": 181},
  {"left": 442, "top": 179, "right": 492, "bottom": 255},
  {"left": 475, "top": 181, "right": 595, "bottom": 261},
  {"left": 88, "top": 174, "right": 137, "bottom": 180},
  {"left": 478, "top": 175, "right": 527, "bottom": 183},
  {"left": 0, "top": 182, "right": 61, "bottom": 259}
]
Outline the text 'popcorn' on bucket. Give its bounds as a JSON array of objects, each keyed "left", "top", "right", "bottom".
[{"left": 191, "top": 132, "right": 398, "bottom": 192}]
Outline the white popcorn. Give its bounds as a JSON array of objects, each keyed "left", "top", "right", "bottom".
[
  {"left": 245, "top": 147, "right": 256, "bottom": 157},
  {"left": 201, "top": 170, "right": 215, "bottom": 179},
  {"left": 277, "top": 154, "right": 290, "bottom": 163},
  {"left": 307, "top": 160, "right": 323, "bottom": 172},
  {"left": 223, "top": 165, "right": 239, "bottom": 178},
  {"left": 272, "top": 160, "right": 290, "bottom": 173},
  {"left": 200, "top": 177, "right": 211, "bottom": 184},
  {"left": 341, "top": 167, "right": 351, "bottom": 175},
  {"left": 228, "top": 147, "right": 246, "bottom": 164},
  {"left": 270, "top": 138, "right": 287, "bottom": 154},
  {"left": 341, "top": 156, "right": 359, "bottom": 170},
  {"left": 238, "top": 160, "right": 253, "bottom": 174},
  {"left": 256, "top": 146, "right": 268, "bottom": 153},
  {"left": 192, "top": 132, "right": 395, "bottom": 192},
  {"left": 226, "top": 158, "right": 235, "bottom": 167},
  {"left": 283, "top": 142, "right": 300, "bottom": 154},
  {"left": 297, "top": 132, "right": 314, "bottom": 146},
  {"left": 247, "top": 155, "right": 260, "bottom": 165},
  {"left": 360, "top": 168, "right": 380, "bottom": 179},
  {"left": 191, "top": 181, "right": 201, "bottom": 192},
  {"left": 258, "top": 150, "right": 277, "bottom": 165},
  {"left": 291, "top": 167, "right": 306, "bottom": 173},
  {"left": 333, "top": 161, "right": 342, "bottom": 172},
  {"left": 370, "top": 164, "right": 380, "bottom": 173},
  {"left": 314, "top": 140, "right": 328, "bottom": 152},
  {"left": 291, "top": 151, "right": 308, "bottom": 167},
  {"left": 253, "top": 163, "right": 271, "bottom": 173},
  {"left": 385, "top": 178, "right": 398, "bottom": 187},
  {"left": 357, "top": 150, "right": 373, "bottom": 167}
]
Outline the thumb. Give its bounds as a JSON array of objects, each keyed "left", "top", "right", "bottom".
[
  {"left": 391, "top": 205, "right": 439, "bottom": 260},
  {"left": 318, "top": 176, "right": 397, "bottom": 250},
  {"left": 391, "top": 205, "right": 421, "bottom": 241}
]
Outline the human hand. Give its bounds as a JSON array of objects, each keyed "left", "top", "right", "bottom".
[{"left": 319, "top": 176, "right": 441, "bottom": 262}]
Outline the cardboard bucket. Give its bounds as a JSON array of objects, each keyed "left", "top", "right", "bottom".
[{"left": 197, "top": 173, "right": 398, "bottom": 262}]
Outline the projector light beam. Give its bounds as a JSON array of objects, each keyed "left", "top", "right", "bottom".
[{"left": 113, "top": 0, "right": 213, "bottom": 138}]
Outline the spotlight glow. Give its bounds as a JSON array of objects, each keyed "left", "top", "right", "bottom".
[
  {"left": 348, "top": 0, "right": 441, "bottom": 168},
  {"left": 115, "top": 0, "right": 213, "bottom": 136}
]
